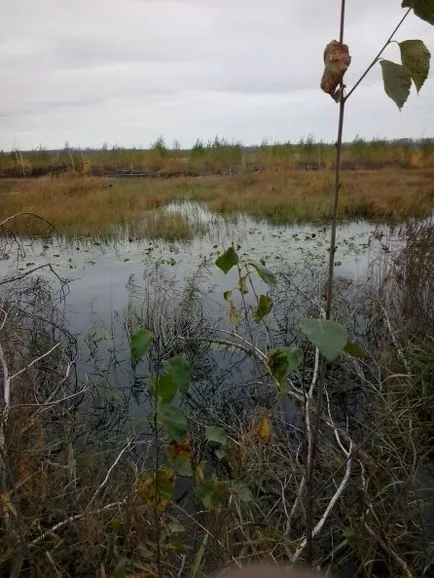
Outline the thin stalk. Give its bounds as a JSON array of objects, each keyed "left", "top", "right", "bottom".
[
  {"left": 304, "top": 0, "right": 346, "bottom": 565},
  {"left": 153, "top": 395, "right": 162, "bottom": 578},
  {"left": 345, "top": 8, "right": 411, "bottom": 101}
]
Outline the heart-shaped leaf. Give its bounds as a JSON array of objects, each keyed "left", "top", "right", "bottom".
[
  {"left": 300, "top": 318, "right": 347, "bottom": 361},
  {"left": 267, "top": 346, "right": 303, "bottom": 395},
  {"left": 402, "top": 0, "right": 434, "bottom": 26},
  {"left": 216, "top": 246, "right": 239, "bottom": 274},
  {"left": 205, "top": 426, "right": 228, "bottom": 446},
  {"left": 249, "top": 262, "right": 278, "bottom": 286},
  {"left": 130, "top": 329, "right": 153, "bottom": 361},
  {"left": 254, "top": 294, "right": 273, "bottom": 323},
  {"left": 399, "top": 39, "right": 431, "bottom": 93},
  {"left": 379, "top": 59, "right": 412, "bottom": 110},
  {"left": 163, "top": 357, "right": 191, "bottom": 394},
  {"left": 157, "top": 404, "right": 188, "bottom": 442}
]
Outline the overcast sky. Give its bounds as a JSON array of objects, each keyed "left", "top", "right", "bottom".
[{"left": 1, "top": 0, "right": 433, "bottom": 150}]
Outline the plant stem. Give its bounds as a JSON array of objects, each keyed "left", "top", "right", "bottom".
[
  {"left": 325, "top": 107, "right": 346, "bottom": 320},
  {"left": 154, "top": 397, "right": 162, "bottom": 578},
  {"left": 304, "top": 0, "right": 346, "bottom": 565},
  {"left": 345, "top": 8, "right": 412, "bottom": 101}
]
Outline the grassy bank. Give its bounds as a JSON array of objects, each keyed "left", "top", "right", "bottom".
[{"left": 0, "top": 168, "right": 433, "bottom": 238}]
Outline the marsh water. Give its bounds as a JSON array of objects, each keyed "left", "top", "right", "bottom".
[
  {"left": 1, "top": 203, "right": 409, "bottom": 388},
  {"left": 1, "top": 203, "right": 411, "bottom": 425},
  {"left": 2, "top": 203, "right": 434, "bottom": 536}
]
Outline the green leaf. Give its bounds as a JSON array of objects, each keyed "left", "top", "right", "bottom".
[
  {"left": 137, "top": 467, "right": 176, "bottom": 510},
  {"left": 402, "top": 0, "right": 434, "bottom": 25},
  {"left": 215, "top": 246, "right": 239, "bottom": 274},
  {"left": 198, "top": 479, "right": 228, "bottom": 510},
  {"left": 267, "top": 346, "right": 303, "bottom": 395},
  {"left": 254, "top": 294, "right": 273, "bottom": 323},
  {"left": 399, "top": 39, "right": 431, "bottom": 93},
  {"left": 300, "top": 318, "right": 348, "bottom": 362},
  {"left": 157, "top": 404, "right": 188, "bottom": 442},
  {"left": 343, "top": 340, "right": 366, "bottom": 359},
  {"left": 163, "top": 357, "right": 191, "bottom": 395},
  {"left": 167, "top": 521, "right": 185, "bottom": 535},
  {"left": 230, "top": 481, "right": 254, "bottom": 503},
  {"left": 379, "top": 59, "right": 412, "bottom": 110},
  {"left": 205, "top": 426, "right": 228, "bottom": 446},
  {"left": 248, "top": 262, "right": 278, "bottom": 286},
  {"left": 156, "top": 374, "right": 177, "bottom": 403},
  {"left": 130, "top": 329, "right": 153, "bottom": 361},
  {"left": 168, "top": 454, "right": 193, "bottom": 477}
]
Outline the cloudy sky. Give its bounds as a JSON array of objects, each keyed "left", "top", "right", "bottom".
[{"left": 1, "top": 0, "right": 433, "bottom": 150}]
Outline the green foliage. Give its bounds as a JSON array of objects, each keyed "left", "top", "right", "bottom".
[
  {"left": 343, "top": 340, "right": 366, "bottom": 359},
  {"left": 205, "top": 426, "right": 228, "bottom": 446},
  {"left": 248, "top": 262, "right": 278, "bottom": 287},
  {"left": 167, "top": 452, "right": 193, "bottom": 477},
  {"left": 130, "top": 329, "right": 154, "bottom": 361},
  {"left": 300, "top": 318, "right": 348, "bottom": 361},
  {"left": 163, "top": 357, "right": 191, "bottom": 395},
  {"left": 230, "top": 481, "right": 254, "bottom": 503},
  {"left": 155, "top": 374, "right": 178, "bottom": 403},
  {"left": 376, "top": 10, "right": 431, "bottom": 110},
  {"left": 137, "top": 467, "right": 176, "bottom": 510},
  {"left": 267, "top": 346, "right": 303, "bottom": 395},
  {"left": 198, "top": 479, "right": 229, "bottom": 510},
  {"left": 254, "top": 294, "right": 273, "bottom": 323},
  {"left": 399, "top": 40, "right": 431, "bottom": 93},
  {"left": 215, "top": 246, "right": 239, "bottom": 274},
  {"left": 157, "top": 403, "right": 188, "bottom": 442},
  {"left": 154, "top": 357, "right": 190, "bottom": 403},
  {"left": 380, "top": 60, "right": 412, "bottom": 110},
  {"left": 402, "top": 0, "right": 434, "bottom": 26}
]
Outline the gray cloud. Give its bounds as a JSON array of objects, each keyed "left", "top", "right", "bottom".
[{"left": 1, "top": 0, "right": 433, "bottom": 149}]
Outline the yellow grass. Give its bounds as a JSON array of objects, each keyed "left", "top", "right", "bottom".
[{"left": 0, "top": 168, "right": 433, "bottom": 238}]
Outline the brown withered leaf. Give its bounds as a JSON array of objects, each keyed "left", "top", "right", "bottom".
[
  {"left": 169, "top": 439, "right": 191, "bottom": 458},
  {"left": 321, "top": 40, "right": 351, "bottom": 102},
  {"left": 257, "top": 413, "right": 272, "bottom": 444}
]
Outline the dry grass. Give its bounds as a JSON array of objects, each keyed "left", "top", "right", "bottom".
[{"left": 0, "top": 168, "right": 433, "bottom": 238}]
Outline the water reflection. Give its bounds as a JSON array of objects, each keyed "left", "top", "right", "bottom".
[{"left": 0, "top": 205, "right": 418, "bottom": 436}]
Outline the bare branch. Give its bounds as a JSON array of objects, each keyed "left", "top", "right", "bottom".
[
  {"left": 87, "top": 439, "right": 134, "bottom": 507},
  {"left": 9, "top": 343, "right": 60, "bottom": 382},
  {"left": 291, "top": 443, "right": 353, "bottom": 563},
  {"left": 31, "top": 499, "right": 127, "bottom": 546}
]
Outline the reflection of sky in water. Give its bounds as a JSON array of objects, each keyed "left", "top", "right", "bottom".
[
  {"left": 0, "top": 205, "right": 423, "bottom": 439},
  {"left": 0, "top": 204, "right": 408, "bottom": 338}
]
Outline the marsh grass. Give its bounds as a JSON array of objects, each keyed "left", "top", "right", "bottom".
[
  {"left": 0, "top": 168, "right": 433, "bottom": 238},
  {"left": 1, "top": 137, "right": 433, "bottom": 178}
]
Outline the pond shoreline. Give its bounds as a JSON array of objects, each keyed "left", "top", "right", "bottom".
[{"left": 0, "top": 169, "right": 433, "bottom": 239}]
